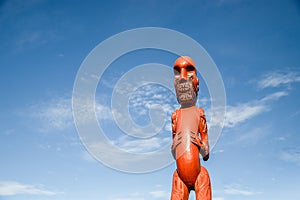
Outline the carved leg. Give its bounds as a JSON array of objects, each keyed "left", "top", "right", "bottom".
[
  {"left": 170, "top": 170, "right": 189, "bottom": 200},
  {"left": 195, "top": 166, "right": 211, "bottom": 200}
]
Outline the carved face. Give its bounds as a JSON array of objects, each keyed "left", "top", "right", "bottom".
[{"left": 173, "top": 56, "right": 199, "bottom": 107}]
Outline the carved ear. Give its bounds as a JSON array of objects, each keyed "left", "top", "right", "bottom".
[
  {"left": 194, "top": 77, "right": 199, "bottom": 92},
  {"left": 171, "top": 111, "right": 177, "bottom": 133}
]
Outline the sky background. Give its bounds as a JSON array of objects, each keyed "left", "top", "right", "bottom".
[{"left": 1, "top": 0, "right": 300, "bottom": 200}]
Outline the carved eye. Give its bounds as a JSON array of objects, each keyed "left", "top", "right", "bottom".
[
  {"left": 174, "top": 66, "right": 180, "bottom": 77},
  {"left": 186, "top": 65, "right": 195, "bottom": 78},
  {"left": 186, "top": 65, "right": 195, "bottom": 72}
]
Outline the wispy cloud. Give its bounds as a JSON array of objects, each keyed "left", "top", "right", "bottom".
[
  {"left": 86, "top": 139, "right": 173, "bottom": 173},
  {"left": 209, "top": 70, "right": 297, "bottom": 130},
  {"left": 109, "top": 191, "right": 145, "bottom": 200},
  {"left": 224, "top": 102, "right": 267, "bottom": 128},
  {"left": 113, "top": 135, "right": 171, "bottom": 154},
  {"left": 224, "top": 184, "right": 261, "bottom": 196},
  {"left": 112, "top": 197, "right": 144, "bottom": 200},
  {"left": 29, "top": 97, "right": 74, "bottom": 132},
  {"left": 149, "top": 190, "right": 170, "bottom": 198},
  {"left": 16, "top": 30, "right": 44, "bottom": 49},
  {"left": 128, "top": 84, "right": 177, "bottom": 120},
  {"left": 256, "top": 70, "right": 300, "bottom": 89},
  {"left": 219, "top": 91, "right": 288, "bottom": 128},
  {"left": 260, "top": 91, "right": 289, "bottom": 101},
  {"left": 109, "top": 188, "right": 170, "bottom": 200},
  {"left": 234, "top": 125, "right": 270, "bottom": 145},
  {"left": 28, "top": 96, "right": 115, "bottom": 132},
  {"left": 109, "top": 84, "right": 178, "bottom": 138},
  {"left": 213, "top": 198, "right": 225, "bottom": 200},
  {"left": 280, "top": 148, "right": 300, "bottom": 166},
  {"left": 289, "top": 109, "right": 300, "bottom": 118},
  {"left": 0, "top": 181, "right": 56, "bottom": 196},
  {"left": 96, "top": 103, "right": 114, "bottom": 120}
]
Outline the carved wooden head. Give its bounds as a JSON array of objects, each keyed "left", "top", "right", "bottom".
[{"left": 173, "top": 56, "right": 199, "bottom": 107}]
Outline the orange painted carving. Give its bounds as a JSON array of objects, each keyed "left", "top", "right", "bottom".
[{"left": 170, "top": 56, "right": 211, "bottom": 200}]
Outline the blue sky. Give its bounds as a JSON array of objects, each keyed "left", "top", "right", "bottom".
[{"left": 1, "top": 0, "right": 300, "bottom": 200}]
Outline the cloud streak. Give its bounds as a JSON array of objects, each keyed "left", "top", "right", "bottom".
[
  {"left": 224, "top": 184, "right": 261, "bottom": 196},
  {"left": 256, "top": 70, "right": 300, "bottom": 89},
  {"left": 28, "top": 96, "right": 118, "bottom": 132},
  {"left": 0, "top": 181, "right": 56, "bottom": 196},
  {"left": 280, "top": 148, "right": 300, "bottom": 166},
  {"left": 109, "top": 188, "right": 170, "bottom": 200},
  {"left": 112, "top": 135, "right": 171, "bottom": 154},
  {"left": 149, "top": 190, "right": 170, "bottom": 198},
  {"left": 220, "top": 91, "right": 288, "bottom": 128},
  {"left": 29, "top": 97, "right": 73, "bottom": 132}
]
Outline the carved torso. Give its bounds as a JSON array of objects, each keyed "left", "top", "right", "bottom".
[{"left": 172, "top": 106, "right": 206, "bottom": 187}]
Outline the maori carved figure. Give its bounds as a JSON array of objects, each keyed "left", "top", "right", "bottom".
[{"left": 170, "top": 56, "right": 211, "bottom": 200}]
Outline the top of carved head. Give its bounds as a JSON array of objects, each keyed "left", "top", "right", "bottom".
[{"left": 173, "top": 56, "right": 199, "bottom": 107}]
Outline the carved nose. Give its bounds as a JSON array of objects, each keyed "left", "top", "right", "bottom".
[{"left": 180, "top": 68, "right": 187, "bottom": 80}]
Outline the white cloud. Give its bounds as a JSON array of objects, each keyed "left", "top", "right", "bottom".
[
  {"left": 206, "top": 91, "right": 288, "bottom": 128},
  {"left": 109, "top": 191, "right": 145, "bottom": 200},
  {"left": 224, "top": 102, "right": 267, "bottom": 128},
  {"left": 109, "top": 83, "right": 177, "bottom": 138},
  {"left": 280, "top": 148, "right": 300, "bottom": 166},
  {"left": 205, "top": 83, "right": 290, "bottom": 147},
  {"left": 0, "top": 181, "right": 56, "bottom": 196},
  {"left": 149, "top": 190, "right": 170, "bottom": 198},
  {"left": 96, "top": 103, "right": 114, "bottom": 120},
  {"left": 234, "top": 125, "right": 270, "bottom": 144},
  {"left": 29, "top": 97, "right": 73, "bottom": 132},
  {"left": 203, "top": 71, "right": 294, "bottom": 130},
  {"left": 210, "top": 91, "right": 288, "bottom": 128},
  {"left": 225, "top": 188, "right": 254, "bottom": 195},
  {"left": 213, "top": 198, "right": 225, "bottom": 200},
  {"left": 224, "top": 184, "right": 261, "bottom": 196},
  {"left": 213, "top": 149, "right": 224, "bottom": 154},
  {"left": 109, "top": 188, "right": 170, "bottom": 200},
  {"left": 128, "top": 84, "right": 177, "bottom": 117},
  {"left": 112, "top": 135, "right": 171, "bottom": 154},
  {"left": 85, "top": 139, "right": 173, "bottom": 173},
  {"left": 256, "top": 70, "right": 300, "bottom": 89},
  {"left": 260, "top": 91, "right": 289, "bottom": 101},
  {"left": 113, "top": 198, "right": 144, "bottom": 200},
  {"left": 28, "top": 96, "right": 117, "bottom": 132},
  {"left": 289, "top": 109, "right": 300, "bottom": 118},
  {"left": 17, "top": 31, "right": 43, "bottom": 49}
]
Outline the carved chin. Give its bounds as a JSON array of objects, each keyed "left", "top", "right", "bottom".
[{"left": 175, "top": 81, "right": 197, "bottom": 106}]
